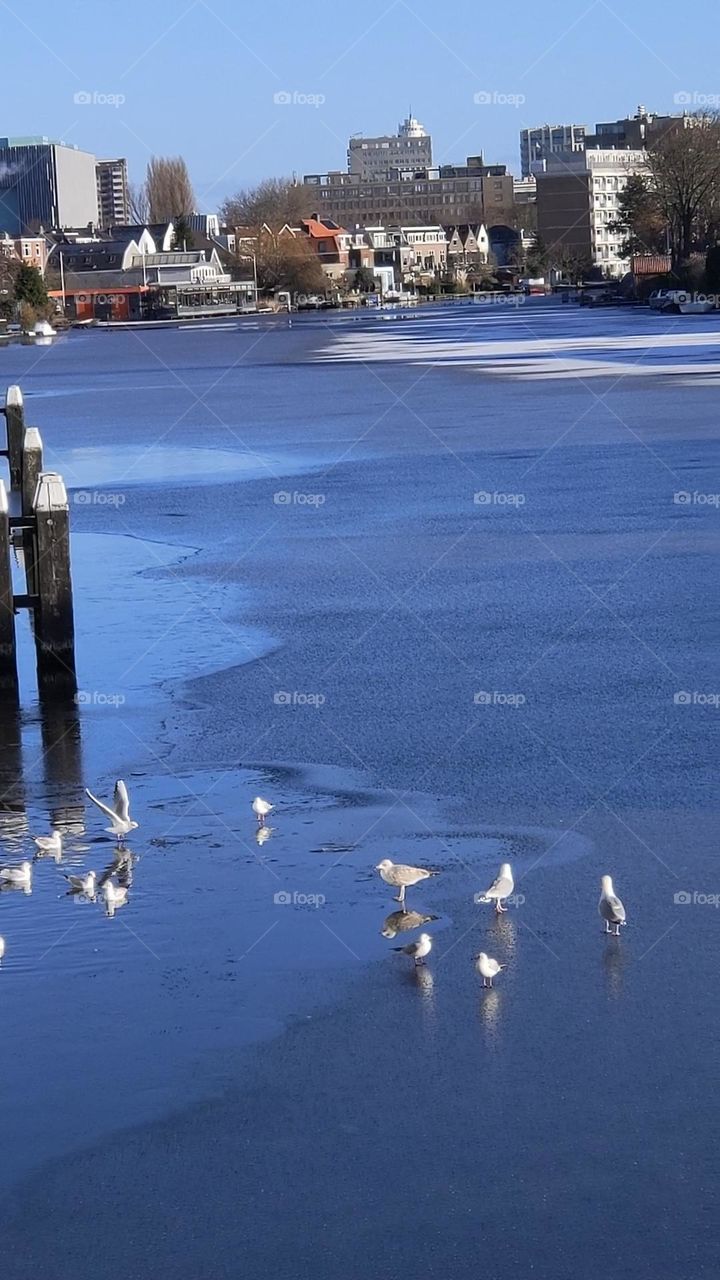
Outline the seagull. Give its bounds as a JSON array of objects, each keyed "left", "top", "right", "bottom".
[
  {"left": 85, "top": 780, "right": 138, "bottom": 841},
  {"left": 252, "top": 796, "right": 273, "bottom": 827},
  {"left": 0, "top": 861, "right": 32, "bottom": 889},
  {"left": 102, "top": 879, "right": 128, "bottom": 915},
  {"left": 0, "top": 936, "right": 5, "bottom": 962},
  {"left": 64, "top": 870, "right": 97, "bottom": 899},
  {"left": 476, "top": 952, "right": 504, "bottom": 987},
  {"left": 599, "top": 875, "right": 626, "bottom": 936},
  {"left": 375, "top": 858, "right": 438, "bottom": 904},
  {"left": 392, "top": 932, "right": 433, "bottom": 965},
  {"left": 34, "top": 830, "right": 62, "bottom": 860},
  {"left": 478, "top": 862, "right": 514, "bottom": 913},
  {"left": 381, "top": 909, "right": 437, "bottom": 939}
]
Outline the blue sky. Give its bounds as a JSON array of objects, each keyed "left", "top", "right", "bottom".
[{"left": 2, "top": 0, "right": 718, "bottom": 212}]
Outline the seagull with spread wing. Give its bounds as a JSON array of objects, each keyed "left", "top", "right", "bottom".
[{"left": 85, "top": 780, "right": 138, "bottom": 841}]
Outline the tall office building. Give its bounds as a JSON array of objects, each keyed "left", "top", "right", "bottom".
[
  {"left": 96, "top": 158, "right": 130, "bottom": 227},
  {"left": 536, "top": 148, "right": 646, "bottom": 277},
  {"left": 520, "top": 124, "right": 586, "bottom": 177},
  {"left": 348, "top": 115, "right": 432, "bottom": 180},
  {"left": 0, "top": 137, "right": 98, "bottom": 233}
]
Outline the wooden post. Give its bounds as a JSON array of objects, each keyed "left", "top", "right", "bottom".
[
  {"left": 5, "top": 386, "right": 25, "bottom": 491},
  {"left": 33, "top": 471, "right": 76, "bottom": 694},
  {"left": 22, "top": 428, "right": 43, "bottom": 517},
  {"left": 0, "top": 480, "right": 18, "bottom": 698}
]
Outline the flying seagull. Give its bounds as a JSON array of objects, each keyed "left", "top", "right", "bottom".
[
  {"left": 392, "top": 932, "right": 433, "bottom": 965},
  {"left": 64, "top": 870, "right": 97, "bottom": 899},
  {"left": 477, "top": 862, "right": 514, "bottom": 914},
  {"left": 375, "top": 858, "right": 438, "bottom": 905},
  {"left": 252, "top": 796, "right": 273, "bottom": 827},
  {"left": 475, "top": 952, "right": 504, "bottom": 987},
  {"left": 34, "top": 830, "right": 62, "bottom": 860},
  {"left": 85, "top": 780, "right": 138, "bottom": 840},
  {"left": 0, "top": 861, "right": 32, "bottom": 889},
  {"left": 599, "top": 875, "right": 626, "bottom": 936}
]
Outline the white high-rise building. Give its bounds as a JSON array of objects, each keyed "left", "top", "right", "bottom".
[
  {"left": 520, "top": 124, "right": 586, "bottom": 177},
  {"left": 348, "top": 115, "right": 432, "bottom": 180},
  {"left": 585, "top": 149, "right": 646, "bottom": 275},
  {"left": 536, "top": 148, "right": 647, "bottom": 277}
]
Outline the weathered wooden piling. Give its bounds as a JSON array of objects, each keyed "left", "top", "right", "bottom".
[
  {"left": 32, "top": 471, "right": 76, "bottom": 693},
  {"left": 4, "top": 385, "right": 25, "bottom": 491},
  {"left": 0, "top": 480, "right": 18, "bottom": 698},
  {"left": 22, "top": 427, "right": 43, "bottom": 517}
]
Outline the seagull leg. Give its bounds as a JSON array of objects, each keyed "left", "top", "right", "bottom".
[
  {"left": 604, "top": 921, "right": 611, "bottom": 933},
  {"left": 397, "top": 885, "right": 406, "bottom": 905}
]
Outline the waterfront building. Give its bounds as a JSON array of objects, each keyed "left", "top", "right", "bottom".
[
  {"left": 536, "top": 148, "right": 647, "bottom": 277},
  {"left": 0, "top": 232, "right": 49, "bottom": 274},
  {"left": 0, "top": 136, "right": 98, "bottom": 234}
]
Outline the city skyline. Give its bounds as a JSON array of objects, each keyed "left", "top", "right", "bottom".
[{"left": 1, "top": 0, "right": 718, "bottom": 210}]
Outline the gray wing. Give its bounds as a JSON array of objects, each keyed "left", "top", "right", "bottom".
[
  {"left": 600, "top": 894, "right": 625, "bottom": 924},
  {"left": 114, "top": 780, "right": 130, "bottom": 822},
  {"left": 485, "top": 872, "right": 513, "bottom": 898}
]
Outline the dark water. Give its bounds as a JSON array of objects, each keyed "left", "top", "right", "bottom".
[{"left": 0, "top": 303, "right": 717, "bottom": 1279}]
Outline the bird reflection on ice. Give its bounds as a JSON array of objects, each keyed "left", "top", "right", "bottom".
[
  {"left": 602, "top": 939, "right": 626, "bottom": 999},
  {"left": 477, "top": 987, "right": 502, "bottom": 1037}
]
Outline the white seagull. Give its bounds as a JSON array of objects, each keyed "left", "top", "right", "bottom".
[
  {"left": 599, "top": 875, "right": 626, "bottom": 936},
  {"left": 375, "top": 858, "right": 438, "bottom": 905},
  {"left": 0, "top": 861, "right": 32, "bottom": 889},
  {"left": 252, "top": 796, "right": 273, "bottom": 827},
  {"left": 34, "top": 830, "right": 63, "bottom": 860},
  {"left": 65, "top": 870, "right": 97, "bottom": 899},
  {"left": 392, "top": 932, "right": 433, "bottom": 965},
  {"left": 476, "top": 952, "right": 504, "bottom": 987},
  {"left": 0, "top": 936, "right": 5, "bottom": 962},
  {"left": 102, "top": 879, "right": 128, "bottom": 915},
  {"left": 85, "top": 780, "right": 138, "bottom": 840},
  {"left": 478, "top": 862, "right": 514, "bottom": 913}
]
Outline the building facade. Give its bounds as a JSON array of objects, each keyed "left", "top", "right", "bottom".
[
  {"left": 303, "top": 159, "right": 513, "bottom": 229},
  {"left": 0, "top": 137, "right": 98, "bottom": 234},
  {"left": 536, "top": 148, "right": 646, "bottom": 277},
  {"left": 348, "top": 115, "right": 432, "bottom": 180},
  {"left": 0, "top": 232, "right": 49, "bottom": 274},
  {"left": 520, "top": 124, "right": 587, "bottom": 177},
  {"left": 96, "top": 159, "right": 130, "bottom": 227}
]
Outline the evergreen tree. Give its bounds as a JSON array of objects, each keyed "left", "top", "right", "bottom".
[{"left": 14, "top": 263, "right": 48, "bottom": 310}]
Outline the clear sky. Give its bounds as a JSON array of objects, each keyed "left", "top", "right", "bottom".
[{"left": 2, "top": 0, "right": 718, "bottom": 211}]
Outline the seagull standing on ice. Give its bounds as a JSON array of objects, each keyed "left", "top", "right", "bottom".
[
  {"left": 475, "top": 952, "right": 504, "bottom": 987},
  {"left": 102, "top": 879, "right": 128, "bottom": 916},
  {"left": 33, "top": 830, "right": 62, "bottom": 860},
  {"left": 85, "top": 780, "right": 138, "bottom": 841},
  {"left": 478, "top": 862, "right": 514, "bottom": 914},
  {"left": 375, "top": 858, "right": 438, "bottom": 905},
  {"left": 65, "top": 870, "right": 97, "bottom": 899},
  {"left": 0, "top": 861, "right": 32, "bottom": 890},
  {"left": 599, "top": 875, "right": 626, "bottom": 936},
  {"left": 392, "top": 932, "right": 433, "bottom": 965},
  {"left": 252, "top": 796, "right": 273, "bottom": 827}
]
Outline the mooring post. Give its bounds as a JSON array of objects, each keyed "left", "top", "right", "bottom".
[
  {"left": 33, "top": 471, "right": 76, "bottom": 694},
  {"left": 0, "top": 480, "right": 18, "bottom": 698},
  {"left": 22, "top": 428, "right": 44, "bottom": 517},
  {"left": 4, "top": 386, "right": 25, "bottom": 491}
]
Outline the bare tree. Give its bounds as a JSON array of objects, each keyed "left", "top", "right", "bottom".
[
  {"left": 220, "top": 178, "right": 314, "bottom": 231},
  {"left": 128, "top": 180, "right": 149, "bottom": 224},
  {"left": 145, "top": 156, "right": 195, "bottom": 222},
  {"left": 645, "top": 113, "right": 720, "bottom": 268}
]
